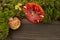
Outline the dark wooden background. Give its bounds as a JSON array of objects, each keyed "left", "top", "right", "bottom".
[{"left": 5, "top": 19, "right": 60, "bottom": 40}]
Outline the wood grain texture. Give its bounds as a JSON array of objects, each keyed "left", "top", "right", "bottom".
[{"left": 5, "top": 19, "right": 60, "bottom": 40}]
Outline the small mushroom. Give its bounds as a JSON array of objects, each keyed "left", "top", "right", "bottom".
[{"left": 8, "top": 17, "right": 21, "bottom": 30}]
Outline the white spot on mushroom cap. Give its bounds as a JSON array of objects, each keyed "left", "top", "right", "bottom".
[
  {"left": 37, "top": 20, "right": 39, "bottom": 23},
  {"left": 24, "top": 6, "right": 27, "bottom": 8},
  {"left": 40, "top": 15, "right": 44, "bottom": 18}
]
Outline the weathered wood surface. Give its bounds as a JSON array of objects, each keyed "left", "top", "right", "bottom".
[{"left": 5, "top": 19, "right": 60, "bottom": 40}]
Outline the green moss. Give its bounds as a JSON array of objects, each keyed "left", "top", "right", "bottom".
[{"left": 0, "top": 22, "right": 9, "bottom": 40}]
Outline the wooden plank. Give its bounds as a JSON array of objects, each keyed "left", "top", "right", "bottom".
[{"left": 5, "top": 19, "right": 60, "bottom": 40}]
